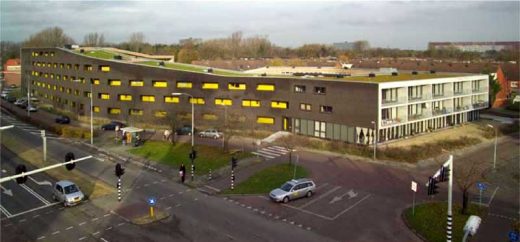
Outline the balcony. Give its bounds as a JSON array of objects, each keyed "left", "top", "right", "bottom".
[
  {"left": 432, "top": 93, "right": 446, "bottom": 99},
  {"left": 408, "top": 112, "right": 431, "bottom": 121},
  {"left": 472, "top": 102, "right": 489, "bottom": 109},
  {"left": 453, "top": 90, "right": 472, "bottom": 96},
  {"left": 472, "top": 87, "right": 488, "bottom": 93},
  {"left": 381, "top": 118, "right": 403, "bottom": 127},
  {"left": 454, "top": 105, "right": 471, "bottom": 112},
  {"left": 382, "top": 97, "right": 407, "bottom": 107},
  {"left": 432, "top": 107, "right": 453, "bottom": 116},
  {"left": 408, "top": 94, "right": 432, "bottom": 102}
]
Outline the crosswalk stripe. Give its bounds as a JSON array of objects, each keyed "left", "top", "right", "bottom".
[
  {"left": 251, "top": 152, "right": 276, "bottom": 159},
  {"left": 267, "top": 146, "right": 291, "bottom": 152},
  {"left": 256, "top": 149, "right": 282, "bottom": 156},
  {"left": 263, "top": 147, "right": 289, "bottom": 155}
]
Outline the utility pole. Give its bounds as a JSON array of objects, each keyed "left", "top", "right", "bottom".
[
  {"left": 447, "top": 155, "right": 453, "bottom": 242},
  {"left": 41, "top": 130, "right": 47, "bottom": 162}
]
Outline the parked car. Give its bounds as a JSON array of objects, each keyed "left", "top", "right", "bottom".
[
  {"left": 52, "top": 180, "right": 85, "bottom": 207},
  {"left": 176, "top": 125, "right": 195, "bottom": 135},
  {"left": 0, "top": 90, "right": 11, "bottom": 99},
  {"left": 269, "top": 178, "right": 316, "bottom": 203},
  {"left": 14, "top": 98, "right": 27, "bottom": 106},
  {"left": 27, "top": 105, "right": 38, "bottom": 112},
  {"left": 55, "top": 115, "right": 71, "bottom": 124},
  {"left": 198, "top": 129, "right": 223, "bottom": 139},
  {"left": 101, "top": 121, "right": 125, "bottom": 130},
  {"left": 6, "top": 95, "right": 17, "bottom": 103}
]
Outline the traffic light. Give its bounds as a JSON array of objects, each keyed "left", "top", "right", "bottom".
[
  {"left": 15, "top": 164, "right": 27, "bottom": 184},
  {"left": 115, "top": 163, "right": 125, "bottom": 177},
  {"left": 427, "top": 176, "right": 439, "bottom": 195},
  {"left": 231, "top": 157, "right": 237, "bottom": 169},
  {"left": 439, "top": 166, "right": 450, "bottom": 182},
  {"left": 189, "top": 149, "right": 197, "bottom": 160},
  {"left": 65, "top": 152, "right": 76, "bottom": 171}
]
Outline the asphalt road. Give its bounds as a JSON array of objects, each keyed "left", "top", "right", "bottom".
[{"left": 1, "top": 112, "right": 332, "bottom": 242}]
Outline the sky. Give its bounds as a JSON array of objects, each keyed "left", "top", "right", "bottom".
[{"left": 1, "top": 0, "right": 519, "bottom": 50}]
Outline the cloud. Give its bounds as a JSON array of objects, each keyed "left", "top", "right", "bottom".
[{"left": 1, "top": 0, "right": 518, "bottom": 50}]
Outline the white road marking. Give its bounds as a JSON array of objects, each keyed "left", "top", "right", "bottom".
[
  {"left": 33, "top": 214, "right": 40, "bottom": 218},
  {"left": 168, "top": 194, "right": 174, "bottom": 197},
  {"left": 37, "top": 236, "right": 46, "bottom": 240},
  {"left": 143, "top": 184, "right": 150, "bottom": 187},
  {"left": 105, "top": 226, "right": 112, "bottom": 231},
  {"left": 488, "top": 186, "right": 499, "bottom": 206},
  {"left": 65, "top": 226, "right": 74, "bottom": 230},
  {"left": 299, "top": 186, "right": 342, "bottom": 208},
  {"left": 91, "top": 217, "right": 98, "bottom": 221},
  {"left": 161, "top": 179, "right": 167, "bottom": 182},
  {"left": 7, "top": 202, "right": 60, "bottom": 219},
  {"left": 101, "top": 238, "right": 109, "bottom": 242},
  {"left": 103, "top": 213, "right": 111, "bottom": 217},
  {"left": 19, "top": 219, "right": 26, "bottom": 223},
  {"left": 160, "top": 197, "right": 166, "bottom": 200},
  {"left": 251, "top": 151, "right": 276, "bottom": 159},
  {"left": 175, "top": 204, "right": 181, "bottom": 207},
  {"left": 20, "top": 184, "right": 51, "bottom": 205},
  {"left": 92, "top": 231, "right": 100, "bottom": 236},
  {"left": 153, "top": 181, "right": 158, "bottom": 184},
  {"left": 0, "top": 205, "right": 13, "bottom": 218},
  {"left": 78, "top": 236, "right": 87, "bottom": 241},
  {"left": 51, "top": 230, "right": 60, "bottom": 235},
  {"left": 331, "top": 194, "right": 371, "bottom": 220},
  {"left": 117, "top": 222, "right": 125, "bottom": 227},
  {"left": 166, "top": 206, "right": 172, "bottom": 210},
  {"left": 28, "top": 176, "right": 52, "bottom": 186},
  {"left": 79, "top": 222, "right": 86, "bottom": 226}
]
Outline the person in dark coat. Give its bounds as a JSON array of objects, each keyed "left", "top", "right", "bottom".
[{"left": 179, "top": 163, "right": 186, "bottom": 183}]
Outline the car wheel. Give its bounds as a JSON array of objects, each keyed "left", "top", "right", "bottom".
[
  {"left": 213, "top": 136, "right": 218, "bottom": 139},
  {"left": 52, "top": 194, "right": 57, "bottom": 201},
  {"left": 306, "top": 191, "right": 313, "bottom": 198},
  {"left": 283, "top": 196, "right": 289, "bottom": 203}
]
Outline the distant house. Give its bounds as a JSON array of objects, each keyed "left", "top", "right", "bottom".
[
  {"left": 2, "top": 58, "right": 21, "bottom": 87},
  {"left": 493, "top": 64, "right": 519, "bottom": 107}
]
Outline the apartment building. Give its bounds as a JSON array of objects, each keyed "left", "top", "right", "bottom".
[{"left": 20, "top": 47, "right": 489, "bottom": 145}]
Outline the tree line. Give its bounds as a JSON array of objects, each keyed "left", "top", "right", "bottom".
[{"left": 2, "top": 26, "right": 518, "bottom": 66}]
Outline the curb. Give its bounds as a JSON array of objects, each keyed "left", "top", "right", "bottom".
[{"left": 401, "top": 206, "right": 428, "bottom": 242}]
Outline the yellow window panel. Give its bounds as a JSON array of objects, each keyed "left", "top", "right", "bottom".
[
  {"left": 66, "top": 88, "right": 71, "bottom": 94},
  {"left": 215, "top": 98, "right": 232, "bottom": 106},
  {"left": 177, "top": 82, "right": 192, "bottom": 89},
  {"left": 74, "top": 90, "right": 80, "bottom": 96},
  {"left": 228, "top": 83, "right": 246, "bottom": 90},
  {"left": 242, "top": 99, "right": 260, "bottom": 107},
  {"left": 119, "top": 94, "right": 132, "bottom": 101},
  {"left": 189, "top": 98, "right": 205, "bottom": 105},
  {"left": 100, "top": 65, "right": 110, "bottom": 72},
  {"left": 56, "top": 75, "right": 60, "bottom": 80},
  {"left": 141, "top": 95, "right": 155, "bottom": 102},
  {"left": 155, "top": 111, "right": 167, "bottom": 117},
  {"left": 130, "top": 80, "right": 144, "bottom": 86},
  {"left": 257, "top": 84, "right": 275, "bottom": 91},
  {"left": 60, "top": 64, "right": 64, "bottom": 68},
  {"left": 50, "top": 52, "right": 55, "bottom": 57},
  {"left": 130, "top": 109, "right": 143, "bottom": 116},
  {"left": 164, "top": 96, "right": 179, "bottom": 103},
  {"left": 93, "top": 106, "right": 100, "bottom": 113},
  {"left": 59, "top": 87, "right": 64, "bottom": 92},
  {"left": 53, "top": 85, "right": 57, "bottom": 90},
  {"left": 109, "top": 80, "right": 121, "bottom": 86},
  {"left": 203, "top": 114, "right": 218, "bottom": 120},
  {"left": 271, "top": 101, "right": 288, "bottom": 109},
  {"left": 67, "top": 64, "right": 71, "bottom": 69},
  {"left": 153, "top": 81, "right": 168, "bottom": 88},
  {"left": 47, "top": 63, "right": 51, "bottom": 67},
  {"left": 257, "top": 117, "right": 274, "bottom": 124},
  {"left": 50, "top": 74, "right": 54, "bottom": 79},
  {"left": 202, "top": 83, "right": 219, "bottom": 89},
  {"left": 63, "top": 75, "right": 67, "bottom": 80},
  {"left": 93, "top": 79, "right": 100, "bottom": 85},
  {"left": 100, "top": 93, "right": 110, "bottom": 100},
  {"left": 108, "top": 108, "right": 121, "bottom": 114}
]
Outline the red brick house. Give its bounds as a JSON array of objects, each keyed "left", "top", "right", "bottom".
[
  {"left": 493, "top": 63, "right": 519, "bottom": 107},
  {"left": 2, "top": 58, "right": 21, "bottom": 87}
]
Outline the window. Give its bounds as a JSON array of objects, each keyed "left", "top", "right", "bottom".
[
  {"left": 108, "top": 108, "right": 121, "bottom": 114},
  {"left": 202, "top": 82, "right": 219, "bottom": 89},
  {"left": 56, "top": 75, "right": 60, "bottom": 80},
  {"left": 408, "top": 86, "right": 423, "bottom": 99},
  {"left": 228, "top": 83, "right": 246, "bottom": 90},
  {"left": 99, "top": 93, "right": 110, "bottom": 100},
  {"left": 74, "top": 90, "right": 79, "bottom": 96},
  {"left": 271, "top": 101, "right": 288, "bottom": 109},
  {"left": 74, "top": 64, "right": 80, "bottom": 70},
  {"left": 92, "top": 79, "right": 100, "bottom": 85},
  {"left": 257, "top": 116, "right": 274, "bottom": 124},
  {"left": 50, "top": 52, "right": 55, "bottom": 57},
  {"left": 215, "top": 98, "right": 232, "bottom": 106},
  {"left": 164, "top": 96, "right": 179, "bottom": 103},
  {"left": 109, "top": 80, "right": 121, "bottom": 86},
  {"left": 93, "top": 106, "right": 100, "bottom": 113},
  {"left": 153, "top": 81, "right": 168, "bottom": 88},
  {"left": 300, "top": 103, "right": 311, "bottom": 111},
  {"left": 433, "top": 84, "right": 444, "bottom": 96},
  {"left": 130, "top": 80, "right": 144, "bottom": 87},
  {"left": 53, "top": 63, "right": 57, "bottom": 68},
  {"left": 294, "top": 85, "right": 306, "bottom": 93},
  {"left": 84, "top": 65, "right": 93, "bottom": 71},
  {"left": 66, "top": 88, "right": 71, "bottom": 94},
  {"left": 129, "top": 109, "right": 143, "bottom": 116},
  {"left": 314, "top": 87, "right": 326, "bottom": 94},
  {"left": 257, "top": 84, "right": 275, "bottom": 91},
  {"left": 59, "top": 86, "right": 64, "bottom": 92},
  {"left": 177, "top": 82, "right": 192, "bottom": 89},
  {"left": 320, "top": 105, "right": 333, "bottom": 113},
  {"left": 118, "top": 94, "right": 132, "bottom": 101},
  {"left": 141, "top": 95, "right": 156, "bottom": 102},
  {"left": 155, "top": 111, "right": 167, "bottom": 117},
  {"left": 99, "top": 65, "right": 110, "bottom": 72},
  {"left": 84, "top": 91, "right": 91, "bottom": 97},
  {"left": 66, "top": 64, "right": 72, "bottom": 69},
  {"left": 60, "top": 63, "right": 64, "bottom": 68},
  {"left": 203, "top": 114, "right": 218, "bottom": 120},
  {"left": 242, "top": 99, "right": 261, "bottom": 107},
  {"left": 63, "top": 75, "right": 68, "bottom": 80},
  {"left": 314, "top": 121, "right": 326, "bottom": 138},
  {"left": 189, "top": 97, "right": 205, "bottom": 105}
]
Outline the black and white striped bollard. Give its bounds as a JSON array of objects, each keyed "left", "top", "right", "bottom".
[
  {"left": 191, "top": 164, "right": 194, "bottom": 181},
  {"left": 209, "top": 169, "right": 212, "bottom": 180},
  {"left": 117, "top": 178, "right": 122, "bottom": 202},
  {"left": 231, "top": 169, "right": 235, "bottom": 190}
]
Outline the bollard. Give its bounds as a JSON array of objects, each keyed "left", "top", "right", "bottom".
[
  {"left": 231, "top": 169, "right": 234, "bottom": 190},
  {"left": 209, "top": 169, "right": 212, "bottom": 180},
  {"left": 117, "top": 178, "right": 122, "bottom": 202}
]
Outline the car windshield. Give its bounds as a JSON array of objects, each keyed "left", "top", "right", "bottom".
[
  {"left": 280, "top": 183, "right": 293, "bottom": 192},
  {"left": 64, "top": 184, "right": 79, "bottom": 194}
]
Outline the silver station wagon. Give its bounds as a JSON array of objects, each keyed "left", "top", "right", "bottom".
[
  {"left": 52, "top": 180, "right": 85, "bottom": 207},
  {"left": 269, "top": 178, "right": 316, "bottom": 203}
]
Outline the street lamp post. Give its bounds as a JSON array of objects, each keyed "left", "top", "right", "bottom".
[
  {"left": 487, "top": 124, "right": 497, "bottom": 171},
  {"left": 218, "top": 103, "right": 228, "bottom": 149},
  {"left": 371, "top": 121, "right": 377, "bottom": 160},
  {"left": 172, "top": 93, "right": 194, "bottom": 147},
  {"left": 73, "top": 79, "right": 94, "bottom": 145}
]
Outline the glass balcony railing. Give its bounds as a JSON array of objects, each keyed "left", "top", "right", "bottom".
[
  {"left": 408, "top": 94, "right": 432, "bottom": 102},
  {"left": 382, "top": 97, "right": 407, "bottom": 106},
  {"left": 408, "top": 112, "right": 432, "bottom": 121},
  {"left": 472, "top": 88, "right": 487, "bottom": 93},
  {"left": 432, "top": 107, "right": 453, "bottom": 116},
  {"left": 381, "top": 118, "right": 404, "bottom": 127},
  {"left": 453, "top": 90, "right": 472, "bottom": 96},
  {"left": 454, "top": 105, "right": 471, "bottom": 112},
  {"left": 472, "top": 102, "right": 489, "bottom": 109}
]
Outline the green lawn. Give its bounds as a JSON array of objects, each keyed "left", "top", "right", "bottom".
[
  {"left": 403, "top": 202, "right": 485, "bottom": 242},
  {"left": 340, "top": 73, "right": 460, "bottom": 82},
  {"left": 81, "top": 50, "right": 118, "bottom": 60},
  {"left": 222, "top": 163, "right": 309, "bottom": 194},
  {"left": 129, "top": 141, "right": 251, "bottom": 175},
  {"left": 138, "top": 61, "right": 252, "bottom": 76}
]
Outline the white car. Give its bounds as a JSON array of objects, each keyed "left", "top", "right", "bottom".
[
  {"left": 198, "top": 129, "right": 222, "bottom": 139},
  {"left": 52, "top": 180, "right": 85, "bottom": 206}
]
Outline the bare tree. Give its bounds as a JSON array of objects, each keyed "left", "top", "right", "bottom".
[
  {"left": 23, "top": 26, "right": 75, "bottom": 47},
  {"left": 218, "top": 111, "right": 246, "bottom": 152},
  {"left": 454, "top": 158, "right": 489, "bottom": 214},
  {"left": 129, "top": 32, "right": 145, "bottom": 52},
  {"left": 83, "top": 32, "right": 105, "bottom": 47}
]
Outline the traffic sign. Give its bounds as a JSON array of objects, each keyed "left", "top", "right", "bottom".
[
  {"left": 477, "top": 182, "right": 487, "bottom": 191},
  {"left": 510, "top": 231, "right": 519, "bottom": 242},
  {"left": 148, "top": 197, "right": 156, "bottom": 206},
  {"left": 411, "top": 181, "right": 417, "bottom": 192}
]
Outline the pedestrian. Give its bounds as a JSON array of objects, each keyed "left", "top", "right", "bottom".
[{"left": 179, "top": 163, "right": 186, "bottom": 183}]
